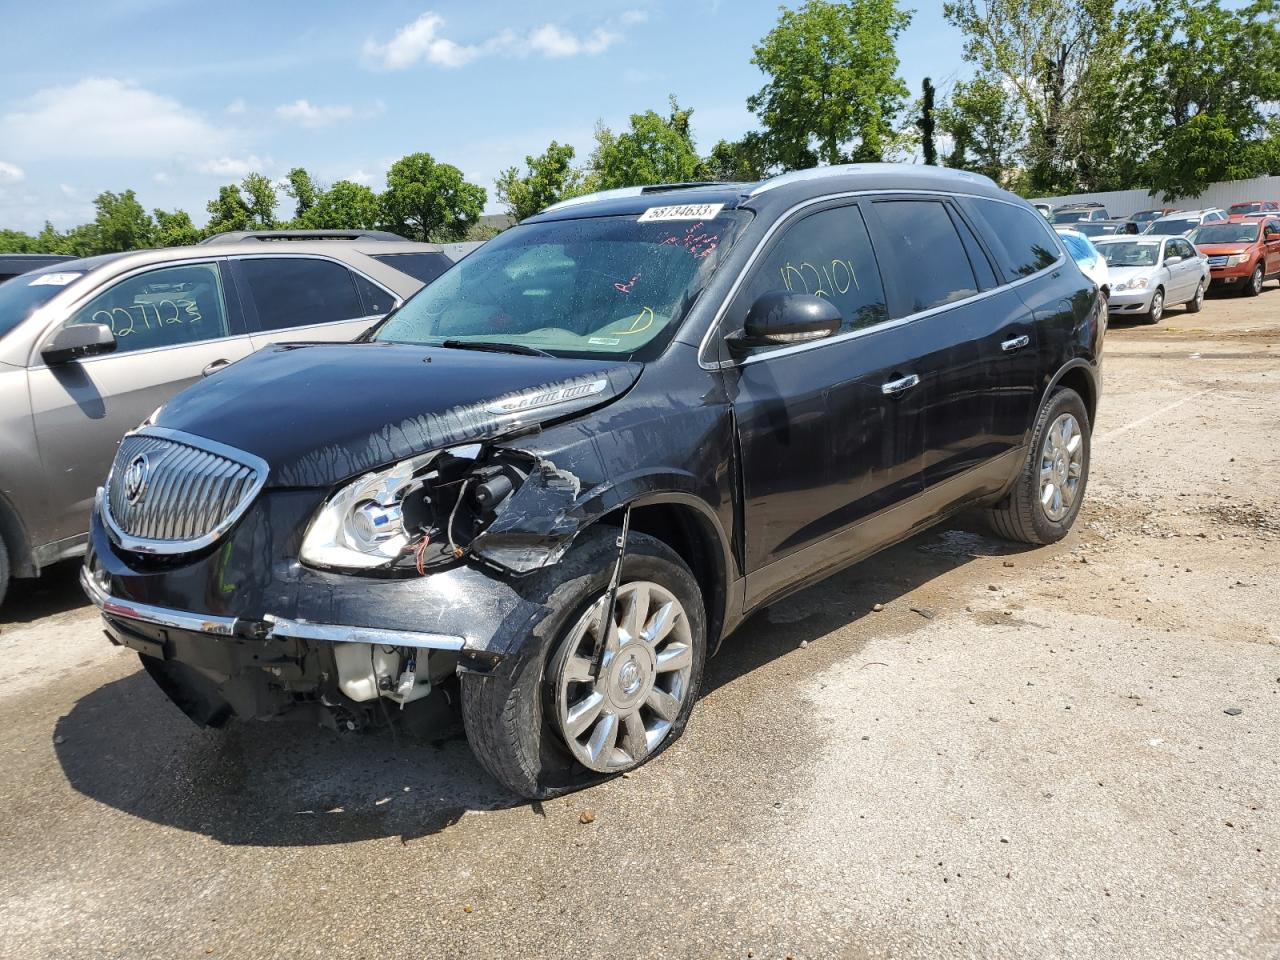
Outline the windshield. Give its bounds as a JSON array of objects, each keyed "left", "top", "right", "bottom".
[
  {"left": 372, "top": 211, "right": 749, "bottom": 360},
  {"left": 0, "top": 269, "right": 87, "bottom": 339},
  {"left": 1075, "top": 222, "right": 1114, "bottom": 237},
  {"left": 1052, "top": 211, "right": 1090, "bottom": 224},
  {"left": 1130, "top": 210, "right": 1162, "bottom": 223},
  {"left": 1098, "top": 241, "right": 1161, "bottom": 268},
  {"left": 1228, "top": 203, "right": 1262, "bottom": 216},
  {"left": 1192, "top": 223, "right": 1260, "bottom": 244},
  {"left": 1146, "top": 218, "right": 1196, "bottom": 236}
]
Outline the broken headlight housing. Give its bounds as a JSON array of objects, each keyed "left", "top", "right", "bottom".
[{"left": 300, "top": 445, "right": 525, "bottom": 572}]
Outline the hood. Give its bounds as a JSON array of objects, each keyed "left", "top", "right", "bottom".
[
  {"left": 154, "top": 342, "right": 641, "bottom": 487},
  {"left": 1104, "top": 263, "right": 1157, "bottom": 277},
  {"left": 1196, "top": 244, "right": 1252, "bottom": 256}
]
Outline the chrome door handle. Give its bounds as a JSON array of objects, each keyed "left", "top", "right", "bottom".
[
  {"left": 1001, "top": 335, "right": 1030, "bottom": 352},
  {"left": 881, "top": 373, "right": 920, "bottom": 396},
  {"left": 202, "top": 358, "right": 231, "bottom": 377}
]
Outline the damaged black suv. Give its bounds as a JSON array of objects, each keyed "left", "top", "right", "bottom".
[{"left": 84, "top": 164, "right": 1103, "bottom": 799}]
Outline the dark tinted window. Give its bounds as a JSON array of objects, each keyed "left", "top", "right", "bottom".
[
  {"left": 735, "top": 204, "right": 888, "bottom": 336},
  {"left": 949, "top": 208, "right": 998, "bottom": 290},
  {"left": 0, "top": 269, "right": 87, "bottom": 338},
  {"left": 372, "top": 252, "right": 452, "bottom": 285},
  {"left": 871, "top": 200, "right": 977, "bottom": 316},
  {"left": 68, "top": 262, "right": 229, "bottom": 353},
  {"left": 961, "top": 198, "right": 1060, "bottom": 279},
  {"left": 239, "top": 257, "right": 363, "bottom": 331},
  {"left": 351, "top": 273, "right": 395, "bottom": 316}
]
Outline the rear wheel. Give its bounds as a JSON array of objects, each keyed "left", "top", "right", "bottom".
[
  {"left": 1185, "top": 280, "right": 1204, "bottom": 313},
  {"left": 986, "top": 387, "right": 1090, "bottom": 545},
  {"left": 1245, "top": 263, "right": 1264, "bottom": 297},
  {"left": 461, "top": 527, "right": 706, "bottom": 799},
  {"left": 1143, "top": 287, "right": 1165, "bottom": 324}
]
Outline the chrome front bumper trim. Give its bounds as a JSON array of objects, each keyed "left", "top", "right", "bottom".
[{"left": 80, "top": 568, "right": 467, "bottom": 652}]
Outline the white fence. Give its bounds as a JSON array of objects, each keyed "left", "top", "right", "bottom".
[{"left": 1030, "top": 174, "right": 1280, "bottom": 216}]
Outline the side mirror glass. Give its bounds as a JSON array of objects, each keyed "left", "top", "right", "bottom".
[
  {"left": 731, "top": 291, "right": 842, "bottom": 353},
  {"left": 41, "top": 323, "right": 117, "bottom": 365}
]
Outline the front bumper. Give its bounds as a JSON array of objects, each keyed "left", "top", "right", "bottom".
[
  {"left": 1107, "top": 288, "right": 1154, "bottom": 314},
  {"left": 1209, "top": 263, "right": 1251, "bottom": 285}
]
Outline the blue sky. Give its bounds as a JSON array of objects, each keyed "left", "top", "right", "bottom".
[{"left": 0, "top": 0, "right": 969, "bottom": 231}]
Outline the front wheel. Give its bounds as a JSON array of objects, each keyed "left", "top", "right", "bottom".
[
  {"left": 461, "top": 527, "right": 706, "bottom": 799},
  {"left": 1144, "top": 287, "right": 1165, "bottom": 324},
  {"left": 986, "top": 387, "right": 1091, "bottom": 545},
  {"left": 1244, "top": 263, "right": 1264, "bottom": 297}
]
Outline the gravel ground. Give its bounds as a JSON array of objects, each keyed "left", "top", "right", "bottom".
[{"left": 2, "top": 286, "right": 1278, "bottom": 960}]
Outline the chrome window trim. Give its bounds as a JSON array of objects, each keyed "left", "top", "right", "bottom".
[
  {"left": 25, "top": 256, "right": 231, "bottom": 368},
  {"left": 100, "top": 426, "right": 270, "bottom": 555},
  {"left": 696, "top": 189, "right": 1066, "bottom": 370}
]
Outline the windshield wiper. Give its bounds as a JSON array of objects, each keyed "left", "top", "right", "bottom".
[{"left": 439, "top": 339, "right": 555, "bottom": 358}]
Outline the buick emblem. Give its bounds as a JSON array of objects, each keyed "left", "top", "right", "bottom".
[{"left": 123, "top": 453, "right": 150, "bottom": 504}]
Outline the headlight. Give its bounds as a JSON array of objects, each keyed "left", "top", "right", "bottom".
[
  {"left": 300, "top": 451, "right": 441, "bottom": 569},
  {"left": 1118, "top": 277, "right": 1149, "bottom": 291},
  {"left": 1226, "top": 254, "right": 1247, "bottom": 266}
]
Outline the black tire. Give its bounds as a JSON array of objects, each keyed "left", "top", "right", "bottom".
[
  {"left": 1143, "top": 287, "right": 1165, "bottom": 324},
  {"left": 461, "top": 527, "right": 706, "bottom": 800},
  {"left": 1185, "top": 280, "right": 1204, "bottom": 313},
  {"left": 986, "top": 387, "right": 1091, "bottom": 545},
  {"left": 1244, "top": 263, "right": 1264, "bottom": 297},
  {"left": 0, "top": 535, "right": 8, "bottom": 611}
]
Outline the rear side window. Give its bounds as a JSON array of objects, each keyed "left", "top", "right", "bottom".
[
  {"left": 238, "top": 257, "right": 364, "bottom": 332},
  {"left": 372, "top": 253, "right": 452, "bottom": 285},
  {"left": 870, "top": 200, "right": 978, "bottom": 315},
  {"left": 960, "top": 198, "right": 1060, "bottom": 280},
  {"left": 350, "top": 273, "right": 395, "bottom": 316},
  {"left": 67, "top": 262, "right": 230, "bottom": 354},
  {"left": 735, "top": 204, "right": 888, "bottom": 336}
]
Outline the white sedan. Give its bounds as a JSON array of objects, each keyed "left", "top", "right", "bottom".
[{"left": 1093, "top": 235, "right": 1209, "bottom": 324}]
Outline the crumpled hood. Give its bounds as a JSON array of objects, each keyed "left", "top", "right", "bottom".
[{"left": 154, "top": 341, "right": 641, "bottom": 487}]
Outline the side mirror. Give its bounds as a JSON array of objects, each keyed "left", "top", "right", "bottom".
[
  {"left": 1164, "top": 255, "right": 1183, "bottom": 265},
  {"left": 41, "top": 323, "right": 117, "bottom": 365},
  {"left": 730, "top": 291, "right": 842, "bottom": 353}
]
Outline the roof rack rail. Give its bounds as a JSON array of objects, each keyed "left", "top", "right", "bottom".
[
  {"left": 542, "top": 181, "right": 739, "bottom": 214},
  {"left": 198, "top": 229, "right": 410, "bottom": 245},
  {"left": 747, "top": 162, "right": 997, "bottom": 198}
]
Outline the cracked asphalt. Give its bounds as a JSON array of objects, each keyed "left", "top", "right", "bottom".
[{"left": 2, "top": 286, "right": 1278, "bottom": 960}]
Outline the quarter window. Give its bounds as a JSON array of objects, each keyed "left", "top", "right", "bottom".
[
  {"left": 238, "top": 257, "right": 364, "bottom": 332},
  {"left": 959, "top": 198, "right": 1060, "bottom": 280},
  {"left": 372, "top": 252, "right": 452, "bottom": 285},
  {"left": 351, "top": 273, "right": 396, "bottom": 316},
  {"left": 871, "top": 200, "right": 978, "bottom": 315},
  {"left": 67, "top": 262, "right": 230, "bottom": 354},
  {"left": 735, "top": 204, "right": 888, "bottom": 338}
]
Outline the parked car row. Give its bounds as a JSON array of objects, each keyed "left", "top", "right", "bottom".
[{"left": 0, "top": 231, "right": 476, "bottom": 606}]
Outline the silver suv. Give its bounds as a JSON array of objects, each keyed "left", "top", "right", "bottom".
[{"left": 0, "top": 237, "right": 470, "bottom": 604}]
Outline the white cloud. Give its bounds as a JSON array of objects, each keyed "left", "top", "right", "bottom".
[
  {"left": 195, "top": 154, "right": 267, "bottom": 177},
  {"left": 275, "top": 99, "right": 356, "bottom": 128},
  {"left": 362, "top": 12, "right": 479, "bottom": 70},
  {"left": 0, "top": 160, "right": 23, "bottom": 183},
  {"left": 225, "top": 98, "right": 247, "bottom": 115},
  {"left": 59, "top": 183, "right": 77, "bottom": 198},
  {"left": 527, "top": 24, "right": 619, "bottom": 57},
  {"left": 2, "top": 78, "right": 233, "bottom": 161},
  {"left": 153, "top": 171, "right": 170, "bottom": 184},
  {"left": 363, "top": 11, "right": 626, "bottom": 70}
]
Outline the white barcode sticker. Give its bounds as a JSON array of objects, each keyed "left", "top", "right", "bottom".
[
  {"left": 29, "top": 272, "right": 80, "bottom": 286},
  {"left": 638, "top": 203, "right": 724, "bottom": 223}
]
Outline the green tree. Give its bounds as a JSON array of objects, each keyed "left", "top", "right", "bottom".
[
  {"left": 91, "top": 189, "right": 153, "bottom": 252},
  {"left": 495, "top": 141, "right": 581, "bottom": 221},
  {"left": 1108, "top": 0, "right": 1280, "bottom": 199},
  {"left": 937, "top": 74, "right": 1024, "bottom": 183},
  {"left": 381, "top": 153, "right": 486, "bottom": 242},
  {"left": 0, "top": 229, "right": 37, "bottom": 253},
  {"left": 702, "top": 133, "right": 772, "bottom": 182},
  {"left": 284, "top": 167, "right": 321, "bottom": 222},
  {"left": 943, "top": 0, "right": 1118, "bottom": 193},
  {"left": 297, "top": 180, "right": 383, "bottom": 229},
  {"left": 204, "top": 173, "right": 279, "bottom": 237},
  {"left": 918, "top": 77, "right": 938, "bottom": 165},
  {"left": 152, "top": 208, "right": 202, "bottom": 247},
  {"left": 749, "top": 0, "right": 913, "bottom": 168},
  {"left": 590, "top": 97, "right": 704, "bottom": 189}
]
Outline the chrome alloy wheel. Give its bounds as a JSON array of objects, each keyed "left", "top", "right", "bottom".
[
  {"left": 1040, "top": 413, "right": 1084, "bottom": 522},
  {"left": 1149, "top": 288, "right": 1164, "bottom": 322},
  {"left": 552, "top": 581, "right": 693, "bottom": 773}
]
